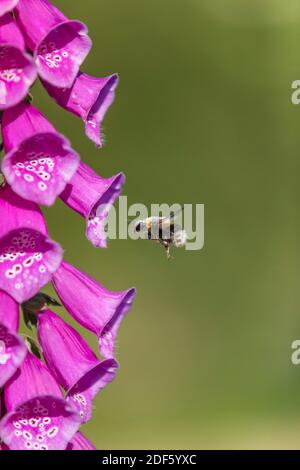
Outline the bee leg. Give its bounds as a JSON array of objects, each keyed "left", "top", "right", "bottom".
[{"left": 162, "top": 241, "right": 173, "bottom": 260}]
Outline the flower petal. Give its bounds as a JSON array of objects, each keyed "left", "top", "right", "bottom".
[
  {"left": 86, "top": 173, "right": 125, "bottom": 248},
  {"left": 0, "top": 47, "right": 37, "bottom": 110},
  {"left": 15, "top": 0, "right": 92, "bottom": 87},
  {"left": 85, "top": 74, "right": 118, "bottom": 147},
  {"left": 2, "top": 101, "right": 56, "bottom": 149},
  {"left": 38, "top": 309, "right": 101, "bottom": 390},
  {"left": 0, "top": 186, "right": 63, "bottom": 303},
  {"left": 66, "top": 359, "right": 118, "bottom": 423},
  {"left": 4, "top": 353, "right": 62, "bottom": 410},
  {"left": 0, "top": 290, "right": 19, "bottom": 332},
  {"left": 15, "top": 0, "right": 67, "bottom": 49},
  {"left": 0, "top": 12, "right": 25, "bottom": 50},
  {"left": 52, "top": 261, "right": 136, "bottom": 358},
  {"left": 0, "top": 325, "right": 26, "bottom": 388},
  {"left": 2, "top": 352, "right": 80, "bottom": 450},
  {"left": 98, "top": 288, "right": 136, "bottom": 359},
  {"left": 3, "top": 133, "right": 80, "bottom": 206},
  {"left": 38, "top": 309, "right": 118, "bottom": 423},
  {"left": 0, "top": 0, "right": 19, "bottom": 17},
  {"left": 60, "top": 162, "right": 125, "bottom": 248},
  {"left": 0, "top": 291, "right": 26, "bottom": 387},
  {"left": 15, "top": 0, "right": 91, "bottom": 87},
  {"left": 42, "top": 73, "right": 119, "bottom": 146},
  {"left": 0, "top": 442, "right": 9, "bottom": 450},
  {"left": 36, "top": 20, "right": 92, "bottom": 88},
  {"left": 0, "top": 395, "right": 80, "bottom": 450},
  {"left": 67, "top": 431, "right": 96, "bottom": 450},
  {"left": 0, "top": 230, "right": 63, "bottom": 303},
  {"left": 0, "top": 14, "right": 37, "bottom": 109},
  {"left": 2, "top": 103, "right": 80, "bottom": 206}
]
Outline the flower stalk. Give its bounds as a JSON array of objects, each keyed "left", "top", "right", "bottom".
[{"left": 0, "top": 0, "right": 136, "bottom": 451}]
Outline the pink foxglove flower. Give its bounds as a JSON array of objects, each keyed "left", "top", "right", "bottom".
[
  {"left": 0, "top": 351, "right": 81, "bottom": 450},
  {"left": 14, "top": 0, "right": 92, "bottom": 88},
  {"left": 42, "top": 73, "right": 119, "bottom": 147},
  {"left": 1, "top": 102, "right": 80, "bottom": 206},
  {"left": 0, "top": 14, "right": 37, "bottom": 109},
  {"left": 60, "top": 161, "right": 125, "bottom": 248},
  {"left": 52, "top": 261, "right": 136, "bottom": 358},
  {"left": 67, "top": 432, "right": 96, "bottom": 450},
  {"left": 38, "top": 309, "right": 118, "bottom": 423},
  {"left": 0, "top": 0, "right": 136, "bottom": 451},
  {"left": 0, "top": 0, "right": 18, "bottom": 17},
  {"left": 0, "top": 185, "right": 63, "bottom": 303},
  {"left": 0, "top": 290, "right": 26, "bottom": 387}
]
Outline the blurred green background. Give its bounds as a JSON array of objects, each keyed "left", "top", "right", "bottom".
[{"left": 25, "top": 0, "right": 300, "bottom": 449}]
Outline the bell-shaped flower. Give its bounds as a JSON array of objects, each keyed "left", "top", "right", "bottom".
[
  {"left": 60, "top": 162, "right": 124, "bottom": 248},
  {"left": 52, "top": 261, "right": 136, "bottom": 358},
  {"left": 42, "top": 73, "right": 118, "bottom": 147},
  {"left": 67, "top": 432, "right": 96, "bottom": 450},
  {"left": 38, "top": 309, "right": 118, "bottom": 423},
  {"left": 0, "top": 185, "right": 63, "bottom": 303},
  {"left": 0, "top": 14, "right": 37, "bottom": 109},
  {"left": 0, "top": 0, "right": 18, "bottom": 17},
  {"left": 15, "top": 0, "right": 92, "bottom": 88},
  {"left": 0, "top": 351, "right": 81, "bottom": 450},
  {"left": 1, "top": 102, "right": 80, "bottom": 206},
  {"left": 0, "top": 290, "right": 26, "bottom": 387}
]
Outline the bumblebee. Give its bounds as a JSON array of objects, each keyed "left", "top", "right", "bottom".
[{"left": 134, "top": 210, "right": 187, "bottom": 259}]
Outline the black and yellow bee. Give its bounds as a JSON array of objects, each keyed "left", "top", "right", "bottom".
[{"left": 134, "top": 210, "right": 187, "bottom": 259}]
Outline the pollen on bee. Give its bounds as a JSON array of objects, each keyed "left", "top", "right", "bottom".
[{"left": 173, "top": 230, "right": 187, "bottom": 248}]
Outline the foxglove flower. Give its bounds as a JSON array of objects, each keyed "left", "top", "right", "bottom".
[
  {"left": 0, "top": 0, "right": 136, "bottom": 451},
  {"left": 52, "top": 261, "right": 136, "bottom": 358},
  {"left": 42, "top": 73, "right": 119, "bottom": 147},
  {"left": 14, "top": 0, "right": 92, "bottom": 88},
  {"left": 67, "top": 432, "right": 96, "bottom": 451},
  {"left": 0, "top": 14, "right": 37, "bottom": 109},
  {"left": 0, "top": 0, "right": 18, "bottom": 17},
  {"left": 1, "top": 102, "right": 80, "bottom": 206},
  {"left": 60, "top": 161, "right": 125, "bottom": 248},
  {"left": 38, "top": 309, "right": 118, "bottom": 423},
  {"left": 0, "top": 351, "right": 81, "bottom": 450},
  {"left": 0, "top": 290, "right": 26, "bottom": 387},
  {"left": 0, "top": 184, "right": 63, "bottom": 303}
]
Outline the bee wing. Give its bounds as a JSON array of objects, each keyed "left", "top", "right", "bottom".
[
  {"left": 159, "top": 207, "right": 183, "bottom": 229},
  {"left": 158, "top": 218, "right": 172, "bottom": 230},
  {"left": 172, "top": 222, "right": 184, "bottom": 233}
]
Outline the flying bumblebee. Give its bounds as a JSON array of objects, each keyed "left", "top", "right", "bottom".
[{"left": 134, "top": 209, "right": 187, "bottom": 259}]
